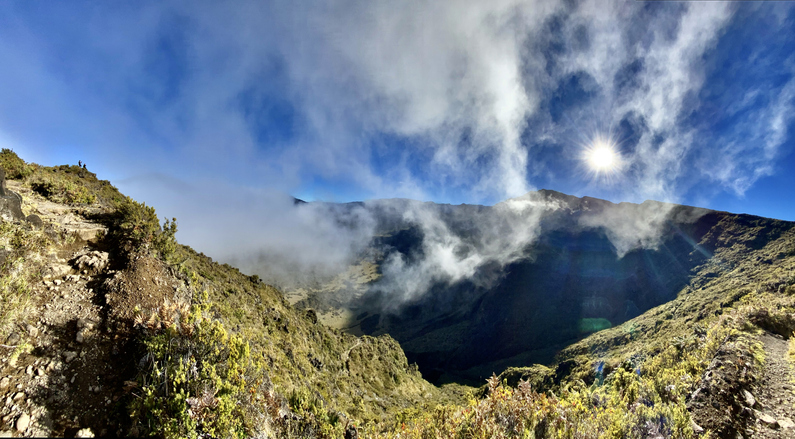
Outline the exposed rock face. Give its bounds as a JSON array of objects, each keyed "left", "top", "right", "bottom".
[{"left": 0, "top": 167, "right": 24, "bottom": 222}]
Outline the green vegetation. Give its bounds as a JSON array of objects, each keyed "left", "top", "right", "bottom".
[
  {"left": 366, "top": 307, "right": 770, "bottom": 438},
  {"left": 0, "top": 220, "right": 50, "bottom": 339},
  {"left": 132, "top": 241, "right": 444, "bottom": 437},
  {"left": 108, "top": 195, "right": 177, "bottom": 259},
  {"left": 31, "top": 175, "right": 97, "bottom": 205},
  {"left": 130, "top": 297, "right": 257, "bottom": 438},
  {"left": 0, "top": 148, "right": 33, "bottom": 180},
  {"left": 1, "top": 149, "right": 123, "bottom": 207}
]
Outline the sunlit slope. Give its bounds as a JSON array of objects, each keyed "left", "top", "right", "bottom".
[{"left": 556, "top": 210, "right": 795, "bottom": 380}]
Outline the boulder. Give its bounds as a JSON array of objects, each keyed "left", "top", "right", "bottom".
[
  {"left": 0, "top": 168, "right": 24, "bottom": 222},
  {"left": 756, "top": 410, "right": 777, "bottom": 425}
]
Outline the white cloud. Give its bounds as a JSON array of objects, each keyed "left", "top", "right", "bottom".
[{"left": 1, "top": 1, "right": 793, "bottom": 306}]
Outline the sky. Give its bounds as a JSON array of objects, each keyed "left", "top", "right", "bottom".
[{"left": 1, "top": 1, "right": 794, "bottom": 238}]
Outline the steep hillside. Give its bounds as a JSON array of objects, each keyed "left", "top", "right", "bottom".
[{"left": 0, "top": 150, "right": 452, "bottom": 438}]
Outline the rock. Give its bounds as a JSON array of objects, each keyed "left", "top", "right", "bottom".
[
  {"left": 778, "top": 418, "right": 795, "bottom": 429},
  {"left": 76, "top": 328, "right": 87, "bottom": 343},
  {"left": 53, "top": 279, "right": 62, "bottom": 286},
  {"left": 63, "top": 351, "right": 77, "bottom": 363},
  {"left": 15, "top": 413, "right": 29, "bottom": 433},
  {"left": 73, "top": 251, "right": 109, "bottom": 273},
  {"left": 43, "top": 264, "right": 70, "bottom": 281},
  {"left": 756, "top": 410, "right": 777, "bottom": 425},
  {"left": 25, "top": 214, "right": 42, "bottom": 228},
  {"left": 0, "top": 168, "right": 24, "bottom": 222},
  {"left": 36, "top": 368, "right": 44, "bottom": 377},
  {"left": 76, "top": 318, "right": 94, "bottom": 330},
  {"left": 25, "top": 366, "right": 32, "bottom": 375},
  {"left": 25, "top": 324, "right": 38, "bottom": 338},
  {"left": 75, "top": 428, "right": 94, "bottom": 438},
  {"left": 0, "top": 431, "right": 14, "bottom": 437},
  {"left": 0, "top": 377, "right": 8, "bottom": 390},
  {"left": 691, "top": 420, "right": 704, "bottom": 434},
  {"left": 12, "top": 392, "right": 24, "bottom": 402}
]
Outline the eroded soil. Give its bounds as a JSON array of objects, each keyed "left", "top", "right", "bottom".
[
  {"left": 0, "top": 181, "right": 178, "bottom": 437},
  {"left": 747, "top": 333, "right": 795, "bottom": 438}
]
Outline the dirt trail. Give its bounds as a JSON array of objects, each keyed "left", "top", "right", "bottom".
[
  {"left": 0, "top": 182, "right": 136, "bottom": 437},
  {"left": 748, "top": 333, "right": 795, "bottom": 438}
]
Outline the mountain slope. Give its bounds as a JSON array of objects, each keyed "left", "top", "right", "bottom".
[
  {"left": 0, "top": 151, "right": 452, "bottom": 437},
  {"left": 288, "top": 190, "right": 793, "bottom": 387}
]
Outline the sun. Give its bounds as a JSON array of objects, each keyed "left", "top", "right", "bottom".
[
  {"left": 583, "top": 136, "right": 622, "bottom": 176},
  {"left": 587, "top": 141, "right": 617, "bottom": 171}
]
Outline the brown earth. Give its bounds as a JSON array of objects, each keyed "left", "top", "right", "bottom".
[
  {"left": 686, "top": 330, "right": 795, "bottom": 439},
  {"left": 0, "top": 180, "right": 183, "bottom": 437},
  {"left": 747, "top": 333, "right": 795, "bottom": 438}
]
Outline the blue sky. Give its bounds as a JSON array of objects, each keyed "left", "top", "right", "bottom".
[{"left": 1, "top": 1, "right": 794, "bottom": 223}]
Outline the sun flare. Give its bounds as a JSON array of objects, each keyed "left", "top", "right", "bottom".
[
  {"left": 583, "top": 137, "right": 621, "bottom": 176},
  {"left": 588, "top": 143, "right": 617, "bottom": 170}
]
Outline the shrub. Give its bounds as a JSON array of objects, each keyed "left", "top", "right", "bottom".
[
  {"left": 130, "top": 301, "right": 252, "bottom": 439},
  {"left": 0, "top": 149, "right": 32, "bottom": 180},
  {"left": 31, "top": 177, "right": 97, "bottom": 205},
  {"left": 110, "top": 196, "right": 178, "bottom": 259}
]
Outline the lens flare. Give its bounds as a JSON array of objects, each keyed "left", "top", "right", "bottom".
[
  {"left": 588, "top": 142, "right": 617, "bottom": 171},
  {"left": 582, "top": 135, "right": 622, "bottom": 178}
]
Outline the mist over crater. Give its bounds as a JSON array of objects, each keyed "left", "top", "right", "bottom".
[{"left": 227, "top": 189, "right": 721, "bottom": 384}]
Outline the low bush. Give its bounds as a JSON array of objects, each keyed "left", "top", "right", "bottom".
[
  {"left": 129, "top": 298, "right": 253, "bottom": 439},
  {"left": 31, "top": 176, "right": 97, "bottom": 205},
  {"left": 0, "top": 149, "right": 32, "bottom": 180},
  {"left": 109, "top": 196, "right": 178, "bottom": 259}
]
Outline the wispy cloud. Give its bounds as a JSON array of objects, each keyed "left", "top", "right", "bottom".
[{"left": 1, "top": 1, "right": 794, "bottom": 305}]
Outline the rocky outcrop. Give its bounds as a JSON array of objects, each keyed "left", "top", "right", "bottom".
[{"left": 0, "top": 168, "right": 24, "bottom": 222}]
